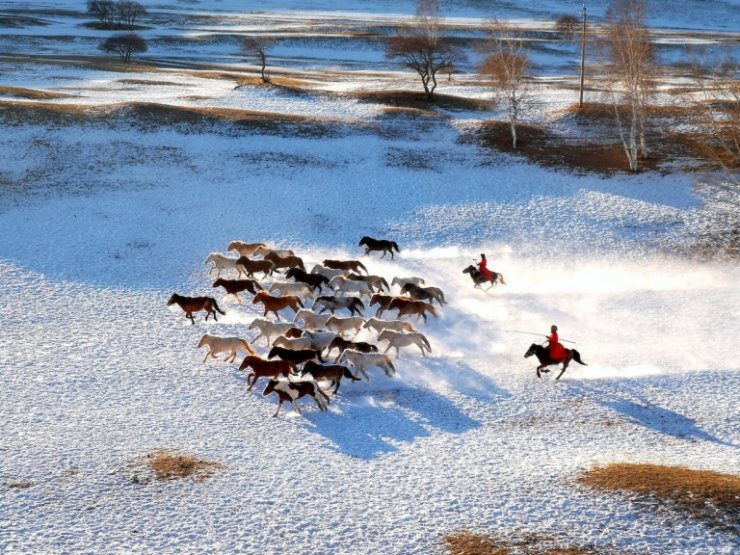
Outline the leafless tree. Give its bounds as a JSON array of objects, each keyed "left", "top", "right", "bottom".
[
  {"left": 385, "top": 0, "right": 464, "bottom": 100},
  {"left": 242, "top": 37, "right": 274, "bottom": 83},
  {"left": 99, "top": 32, "right": 147, "bottom": 63},
  {"left": 600, "top": 0, "right": 656, "bottom": 172},
  {"left": 87, "top": 0, "right": 116, "bottom": 27},
  {"left": 481, "top": 21, "right": 531, "bottom": 149},
  {"left": 556, "top": 14, "right": 580, "bottom": 41},
  {"left": 115, "top": 1, "right": 147, "bottom": 30}
]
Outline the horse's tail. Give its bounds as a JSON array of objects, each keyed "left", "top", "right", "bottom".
[
  {"left": 240, "top": 339, "right": 254, "bottom": 355},
  {"left": 211, "top": 298, "right": 226, "bottom": 315},
  {"left": 380, "top": 277, "right": 390, "bottom": 291},
  {"left": 427, "top": 305, "right": 439, "bottom": 318},
  {"left": 421, "top": 335, "right": 432, "bottom": 352},
  {"left": 357, "top": 261, "right": 368, "bottom": 274},
  {"left": 571, "top": 350, "right": 587, "bottom": 366},
  {"left": 297, "top": 297, "right": 305, "bottom": 309},
  {"left": 497, "top": 273, "right": 506, "bottom": 285},
  {"left": 391, "top": 241, "right": 400, "bottom": 253},
  {"left": 386, "top": 358, "right": 396, "bottom": 376},
  {"left": 316, "top": 350, "right": 326, "bottom": 363}
]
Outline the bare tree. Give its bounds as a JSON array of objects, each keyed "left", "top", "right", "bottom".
[
  {"left": 556, "top": 14, "right": 579, "bottom": 41},
  {"left": 481, "top": 21, "right": 531, "bottom": 149},
  {"left": 600, "top": 0, "right": 656, "bottom": 172},
  {"left": 115, "top": 1, "right": 147, "bottom": 30},
  {"left": 386, "top": 0, "right": 464, "bottom": 100},
  {"left": 242, "top": 37, "right": 273, "bottom": 83},
  {"left": 99, "top": 33, "right": 147, "bottom": 63},
  {"left": 87, "top": 0, "right": 116, "bottom": 27}
]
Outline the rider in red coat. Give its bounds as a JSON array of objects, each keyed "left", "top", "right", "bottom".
[
  {"left": 547, "top": 325, "right": 567, "bottom": 362},
  {"left": 477, "top": 253, "right": 494, "bottom": 281}
]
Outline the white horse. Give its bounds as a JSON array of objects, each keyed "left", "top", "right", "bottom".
[
  {"left": 227, "top": 241, "right": 268, "bottom": 257},
  {"left": 377, "top": 330, "right": 432, "bottom": 358},
  {"left": 197, "top": 334, "right": 254, "bottom": 363},
  {"left": 329, "top": 275, "right": 372, "bottom": 297},
  {"left": 248, "top": 318, "right": 297, "bottom": 346},
  {"left": 269, "top": 281, "right": 314, "bottom": 300},
  {"left": 326, "top": 315, "right": 366, "bottom": 338},
  {"left": 205, "top": 252, "right": 246, "bottom": 279},
  {"left": 300, "top": 330, "right": 340, "bottom": 352},
  {"left": 292, "top": 308, "right": 333, "bottom": 331},
  {"left": 362, "top": 317, "right": 417, "bottom": 335},
  {"left": 391, "top": 276, "right": 425, "bottom": 289},
  {"left": 311, "top": 264, "right": 345, "bottom": 281},
  {"left": 336, "top": 349, "right": 396, "bottom": 380}
]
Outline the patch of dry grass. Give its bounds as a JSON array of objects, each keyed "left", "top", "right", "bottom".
[
  {"left": 147, "top": 450, "right": 224, "bottom": 481},
  {"left": 350, "top": 89, "right": 493, "bottom": 113},
  {"left": 443, "top": 530, "right": 609, "bottom": 555},
  {"left": 579, "top": 463, "right": 740, "bottom": 530},
  {"left": 0, "top": 85, "right": 75, "bottom": 100},
  {"left": 6, "top": 480, "right": 33, "bottom": 489}
]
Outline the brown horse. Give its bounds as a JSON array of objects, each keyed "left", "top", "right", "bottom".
[
  {"left": 167, "top": 293, "right": 225, "bottom": 324},
  {"left": 239, "top": 355, "right": 293, "bottom": 391},
  {"left": 300, "top": 360, "right": 361, "bottom": 394},
  {"left": 264, "top": 252, "right": 306, "bottom": 272},
  {"left": 212, "top": 277, "right": 263, "bottom": 304},
  {"left": 236, "top": 256, "right": 275, "bottom": 278},
  {"left": 252, "top": 290, "right": 304, "bottom": 319},
  {"left": 327, "top": 336, "right": 378, "bottom": 360},
  {"left": 359, "top": 236, "right": 400, "bottom": 259},
  {"left": 369, "top": 293, "right": 407, "bottom": 318},
  {"left": 524, "top": 343, "right": 587, "bottom": 380},
  {"left": 388, "top": 297, "right": 438, "bottom": 323},
  {"left": 323, "top": 259, "right": 368, "bottom": 274},
  {"left": 400, "top": 282, "right": 447, "bottom": 306},
  {"left": 262, "top": 378, "right": 329, "bottom": 417}
]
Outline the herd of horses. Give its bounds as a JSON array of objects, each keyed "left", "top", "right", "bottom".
[
  {"left": 167, "top": 237, "right": 586, "bottom": 416},
  {"left": 167, "top": 236, "right": 448, "bottom": 417}
]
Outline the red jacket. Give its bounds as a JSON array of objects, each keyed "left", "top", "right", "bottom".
[
  {"left": 548, "top": 332, "right": 567, "bottom": 361},
  {"left": 477, "top": 258, "right": 494, "bottom": 280}
]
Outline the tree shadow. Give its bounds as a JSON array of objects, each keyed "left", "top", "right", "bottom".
[{"left": 570, "top": 381, "right": 737, "bottom": 448}]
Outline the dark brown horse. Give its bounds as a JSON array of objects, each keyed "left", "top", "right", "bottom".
[
  {"left": 167, "top": 293, "right": 225, "bottom": 324},
  {"left": 285, "top": 267, "right": 330, "bottom": 292},
  {"left": 252, "top": 290, "right": 304, "bottom": 319},
  {"left": 399, "top": 282, "right": 446, "bottom": 306},
  {"left": 212, "top": 278, "right": 263, "bottom": 304},
  {"left": 262, "top": 378, "right": 329, "bottom": 417},
  {"left": 323, "top": 259, "right": 368, "bottom": 274},
  {"left": 388, "top": 297, "right": 438, "bottom": 323},
  {"left": 264, "top": 252, "right": 306, "bottom": 272},
  {"left": 312, "top": 295, "right": 365, "bottom": 317},
  {"left": 359, "top": 236, "right": 400, "bottom": 259},
  {"left": 299, "top": 360, "right": 361, "bottom": 394},
  {"left": 524, "top": 343, "right": 587, "bottom": 380},
  {"left": 462, "top": 265, "right": 506, "bottom": 290},
  {"left": 369, "top": 293, "right": 406, "bottom": 318},
  {"left": 239, "top": 355, "right": 293, "bottom": 391},
  {"left": 267, "top": 346, "right": 325, "bottom": 367},
  {"left": 236, "top": 256, "right": 275, "bottom": 278},
  {"left": 326, "top": 336, "right": 378, "bottom": 360}
]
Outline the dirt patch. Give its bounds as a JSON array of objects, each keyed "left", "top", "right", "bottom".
[
  {"left": 350, "top": 89, "right": 493, "bottom": 113},
  {"left": 6, "top": 480, "right": 33, "bottom": 489},
  {"left": 135, "top": 450, "right": 224, "bottom": 482},
  {"left": 579, "top": 463, "right": 740, "bottom": 531},
  {"left": 443, "top": 530, "right": 615, "bottom": 555},
  {"left": 0, "top": 86, "right": 75, "bottom": 100}
]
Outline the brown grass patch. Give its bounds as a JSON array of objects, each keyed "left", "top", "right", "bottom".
[
  {"left": 148, "top": 450, "right": 224, "bottom": 481},
  {"left": 579, "top": 463, "right": 740, "bottom": 530},
  {"left": 6, "top": 480, "right": 33, "bottom": 489},
  {"left": 443, "top": 530, "right": 609, "bottom": 555},
  {"left": 350, "top": 89, "right": 493, "bottom": 113},
  {"left": 0, "top": 85, "right": 75, "bottom": 100}
]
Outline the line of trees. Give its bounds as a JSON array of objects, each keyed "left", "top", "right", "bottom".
[{"left": 87, "top": 0, "right": 147, "bottom": 30}]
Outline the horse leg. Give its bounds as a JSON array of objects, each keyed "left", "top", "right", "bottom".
[
  {"left": 246, "top": 374, "right": 255, "bottom": 391},
  {"left": 537, "top": 367, "right": 541, "bottom": 378},
  {"left": 228, "top": 349, "right": 237, "bottom": 363},
  {"left": 273, "top": 399, "right": 284, "bottom": 417},
  {"left": 556, "top": 361, "right": 569, "bottom": 380},
  {"left": 187, "top": 312, "right": 195, "bottom": 324},
  {"left": 202, "top": 349, "right": 211, "bottom": 363},
  {"left": 291, "top": 400, "right": 302, "bottom": 415}
]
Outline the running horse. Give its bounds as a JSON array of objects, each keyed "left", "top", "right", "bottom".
[
  {"left": 524, "top": 343, "right": 587, "bottom": 380},
  {"left": 167, "top": 294, "right": 225, "bottom": 324},
  {"left": 462, "top": 265, "right": 506, "bottom": 290},
  {"left": 359, "top": 236, "right": 400, "bottom": 259}
]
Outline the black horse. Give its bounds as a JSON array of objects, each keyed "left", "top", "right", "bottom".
[
  {"left": 359, "top": 236, "right": 400, "bottom": 259},
  {"left": 524, "top": 343, "right": 587, "bottom": 380},
  {"left": 462, "top": 265, "right": 506, "bottom": 289},
  {"left": 285, "top": 267, "right": 330, "bottom": 292}
]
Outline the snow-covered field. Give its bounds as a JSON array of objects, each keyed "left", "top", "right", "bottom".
[{"left": 0, "top": 2, "right": 738, "bottom": 554}]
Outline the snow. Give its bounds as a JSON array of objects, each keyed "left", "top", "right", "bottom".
[{"left": 1, "top": 2, "right": 739, "bottom": 554}]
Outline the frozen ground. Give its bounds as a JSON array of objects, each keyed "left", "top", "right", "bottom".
[{"left": 0, "top": 2, "right": 738, "bottom": 554}]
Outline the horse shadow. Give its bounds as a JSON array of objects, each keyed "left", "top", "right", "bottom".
[
  {"left": 305, "top": 377, "right": 494, "bottom": 460},
  {"left": 569, "top": 381, "right": 737, "bottom": 448}
]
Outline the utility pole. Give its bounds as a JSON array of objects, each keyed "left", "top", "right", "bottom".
[{"left": 579, "top": 2, "right": 587, "bottom": 107}]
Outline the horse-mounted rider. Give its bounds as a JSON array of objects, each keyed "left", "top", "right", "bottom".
[
  {"left": 546, "top": 325, "right": 567, "bottom": 363},
  {"left": 477, "top": 253, "right": 494, "bottom": 281}
]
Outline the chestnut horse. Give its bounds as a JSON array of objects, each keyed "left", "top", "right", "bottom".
[
  {"left": 359, "top": 236, "right": 400, "bottom": 259},
  {"left": 323, "top": 259, "right": 368, "bottom": 274},
  {"left": 388, "top": 298, "right": 438, "bottom": 323},
  {"left": 524, "top": 343, "right": 587, "bottom": 380},
  {"left": 227, "top": 241, "right": 268, "bottom": 257},
  {"left": 252, "top": 290, "right": 304, "bottom": 319},
  {"left": 262, "top": 378, "right": 329, "bottom": 417},
  {"left": 167, "top": 294, "right": 225, "bottom": 324},
  {"left": 212, "top": 277, "right": 263, "bottom": 304},
  {"left": 369, "top": 293, "right": 406, "bottom": 318},
  {"left": 239, "top": 355, "right": 293, "bottom": 391},
  {"left": 264, "top": 252, "right": 306, "bottom": 272}
]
